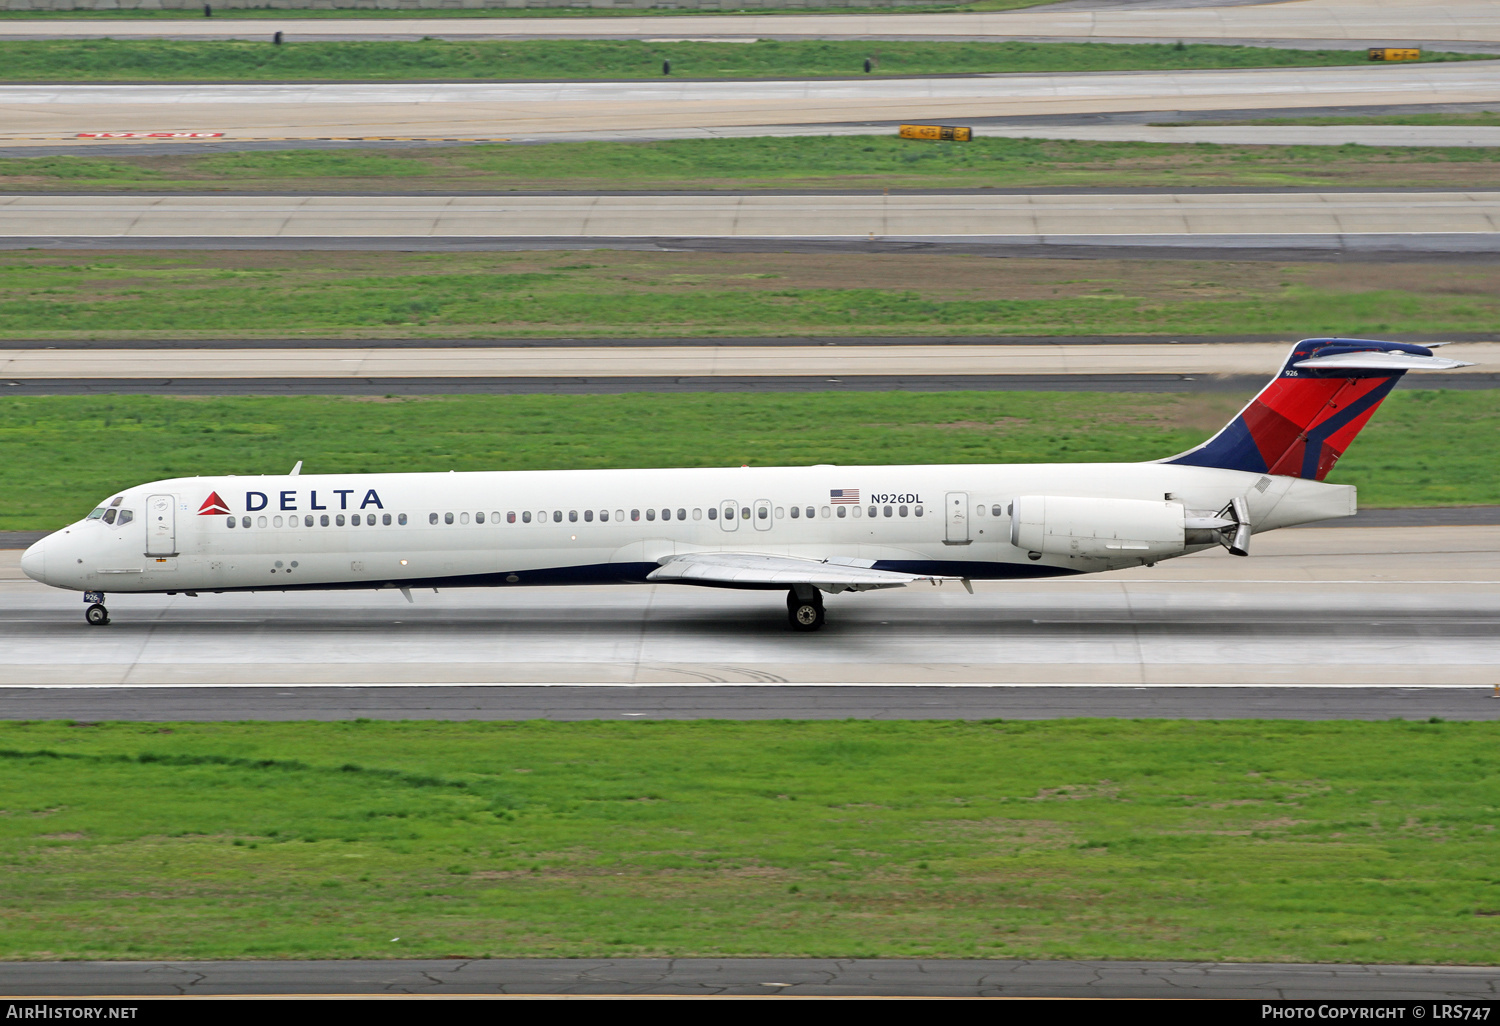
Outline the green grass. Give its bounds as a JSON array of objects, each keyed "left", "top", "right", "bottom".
[
  {"left": 0, "top": 250, "right": 1497, "bottom": 339},
  {"left": 3, "top": 390, "right": 1495, "bottom": 531},
  {"left": 3, "top": 719, "right": 1498, "bottom": 962},
  {"left": 11, "top": 135, "right": 1500, "bottom": 193},
  {"left": 0, "top": 39, "right": 1474, "bottom": 82}
]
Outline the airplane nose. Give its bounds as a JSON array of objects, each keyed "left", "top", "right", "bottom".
[{"left": 19, "top": 538, "right": 45, "bottom": 582}]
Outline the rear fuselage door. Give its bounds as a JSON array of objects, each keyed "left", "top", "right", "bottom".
[
  {"left": 146, "top": 493, "right": 177, "bottom": 555},
  {"left": 944, "top": 491, "right": 970, "bottom": 545}
]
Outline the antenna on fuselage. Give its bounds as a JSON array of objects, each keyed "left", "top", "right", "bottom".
[{"left": 289, "top": 461, "right": 302, "bottom": 476}]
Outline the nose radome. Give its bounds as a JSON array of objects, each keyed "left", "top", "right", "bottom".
[{"left": 20, "top": 538, "right": 45, "bottom": 582}]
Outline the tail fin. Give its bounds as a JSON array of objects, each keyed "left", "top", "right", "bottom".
[{"left": 1164, "top": 338, "right": 1470, "bottom": 480}]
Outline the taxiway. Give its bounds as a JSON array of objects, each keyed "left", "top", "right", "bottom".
[{"left": 0, "top": 0, "right": 1493, "bottom": 48}]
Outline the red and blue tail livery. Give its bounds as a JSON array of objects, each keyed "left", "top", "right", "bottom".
[{"left": 1165, "top": 338, "right": 1469, "bottom": 480}]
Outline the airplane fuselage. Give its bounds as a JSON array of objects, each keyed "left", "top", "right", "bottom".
[{"left": 23, "top": 461, "right": 1354, "bottom": 596}]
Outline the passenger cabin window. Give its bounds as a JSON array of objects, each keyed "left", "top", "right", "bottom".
[
  {"left": 273, "top": 515, "right": 283, "bottom": 528},
  {"left": 677, "top": 509, "right": 687, "bottom": 521},
  {"left": 569, "top": 510, "right": 578, "bottom": 523},
  {"left": 693, "top": 508, "right": 702, "bottom": 521},
  {"left": 584, "top": 510, "right": 594, "bottom": 523},
  {"left": 444, "top": 513, "right": 453, "bottom": 525},
  {"left": 460, "top": 513, "right": 470, "bottom": 525},
  {"left": 632, "top": 509, "right": 640, "bottom": 521},
  {"left": 806, "top": 507, "right": 815, "bottom": 519},
  {"left": 429, "top": 513, "right": 439, "bottom": 525},
  {"left": 820, "top": 507, "right": 830, "bottom": 518},
  {"left": 759, "top": 507, "right": 769, "bottom": 520},
  {"left": 242, "top": 516, "right": 251, "bottom": 528},
  {"left": 663, "top": 509, "right": 672, "bottom": 522},
  {"left": 646, "top": 509, "right": 656, "bottom": 521},
  {"left": 899, "top": 505, "right": 909, "bottom": 517},
  {"left": 475, "top": 512, "right": 484, "bottom": 524},
  {"left": 615, "top": 509, "right": 624, "bottom": 521},
  {"left": 836, "top": 507, "right": 845, "bottom": 518},
  {"left": 226, "top": 516, "right": 235, "bottom": 528},
  {"left": 708, "top": 508, "right": 717, "bottom": 520},
  {"left": 868, "top": 505, "right": 877, "bottom": 518},
  {"left": 743, "top": 507, "right": 752, "bottom": 520},
  {"left": 321, "top": 515, "right": 330, "bottom": 527},
  {"left": 508, "top": 511, "right": 517, "bottom": 524},
  {"left": 790, "top": 507, "right": 799, "bottom": 519},
  {"left": 915, "top": 505, "right": 923, "bottom": 517},
  {"left": 383, "top": 513, "right": 392, "bottom": 526},
  {"left": 522, "top": 511, "right": 532, "bottom": 524},
  {"left": 992, "top": 504, "right": 1003, "bottom": 517},
  {"left": 552, "top": 511, "right": 562, "bottom": 523},
  {"left": 599, "top": 510, "right": 608, "bottom": 522},
  {"left": 398, "top": 513, "right": 408, "bottom": 525},
  {"left": 304, "top": 515, "right": 314, "bottom": 527},
  {"left": 884, "top": 505, "right": 893, "bottom": 517}
]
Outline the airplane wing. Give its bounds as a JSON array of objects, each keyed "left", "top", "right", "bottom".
[{"left": 646, "top": 551, "right": 965, "bottom": 593}]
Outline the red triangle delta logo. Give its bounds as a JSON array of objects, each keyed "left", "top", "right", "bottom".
[{"left": 198, "top": 491, "right": 231, "bottom": 516}]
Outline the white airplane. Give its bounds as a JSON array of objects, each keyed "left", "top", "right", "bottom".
[{"left": 20, "top": 338, "right": 1468, "bottom": 631}]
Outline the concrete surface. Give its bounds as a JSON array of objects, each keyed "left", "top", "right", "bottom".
[
  {"left": 0, "top": 0, "right": 1495, "bottom": 46},
  {"left": 0, "top": 340, "right": 1491, "bottom": 380},
  {"left": 3, "top": 191, "right": 1498, "bottom": 240},
  {"left": 2, "top": 525, "right": 1496, "bottom": 686},
  {"left": 3, "top": 63, "right": 1498, "bottom": 145}
]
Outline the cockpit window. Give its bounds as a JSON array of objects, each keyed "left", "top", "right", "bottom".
[
  {"left": 109, "top": 496, "right": 123, "bottom": 507},
  {"left": 117, "top": 510, "right": 133, "bottom": 526},
  {"left": 102, "top": 509, "right": 117, "bottom": 524},
  {"left": 86, "top": 508, "right": 106, "bottom": 520}
]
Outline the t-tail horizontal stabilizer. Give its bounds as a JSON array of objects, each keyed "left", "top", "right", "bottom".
[{"left": 1164, "top": 338, "right": 1473, "bottom": 481}]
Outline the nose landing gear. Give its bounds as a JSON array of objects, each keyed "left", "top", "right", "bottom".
[
  {"left": 84, "top": 591, "right": 109, "bottom": 626},
  {"left": 786, "top": 587, "right": 825, "bottom": 632}
]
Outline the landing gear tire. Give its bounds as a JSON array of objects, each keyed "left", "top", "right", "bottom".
[
  {"left": 786, "top": 589, "right": 825, "bottom": 632},
  {"left": 85, "top": 603, "right": 110, "bottom": 626}
]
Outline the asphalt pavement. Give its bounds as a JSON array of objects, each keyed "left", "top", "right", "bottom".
[{"left": 2, "top": 957, "right": 1498, "bottom": 998}]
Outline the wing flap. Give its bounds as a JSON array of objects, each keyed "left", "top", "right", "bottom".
[{"left": 647, "top": 551, "right": 958, "bottom": 593}]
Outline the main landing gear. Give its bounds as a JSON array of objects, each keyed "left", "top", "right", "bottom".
[
  {"left": 786, "top": 587, "right": 825, "bottom": 632},
  {"left": 84, "top": 591, "right": 109, "bottom": 626}
]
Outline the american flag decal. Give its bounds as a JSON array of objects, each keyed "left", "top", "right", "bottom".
[{"left": 830, "top": 489, "right": 860, "bottom": 504}]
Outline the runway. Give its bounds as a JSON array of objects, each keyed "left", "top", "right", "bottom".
[
  {"left": 3, "top": 193, "right": 1497, "bottom": 248},
  {"left": 3, "top": 525, "right": 1497, "bottom": 688},
  {"left": 1, "top": 0, "right": 1494, "bottom": 47},
  {"left": 3, "top": 957, "right": 1499, "bottom": 999},
  {"left": 3, "top": 63, "right": 1498, "bottom": 145}
]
